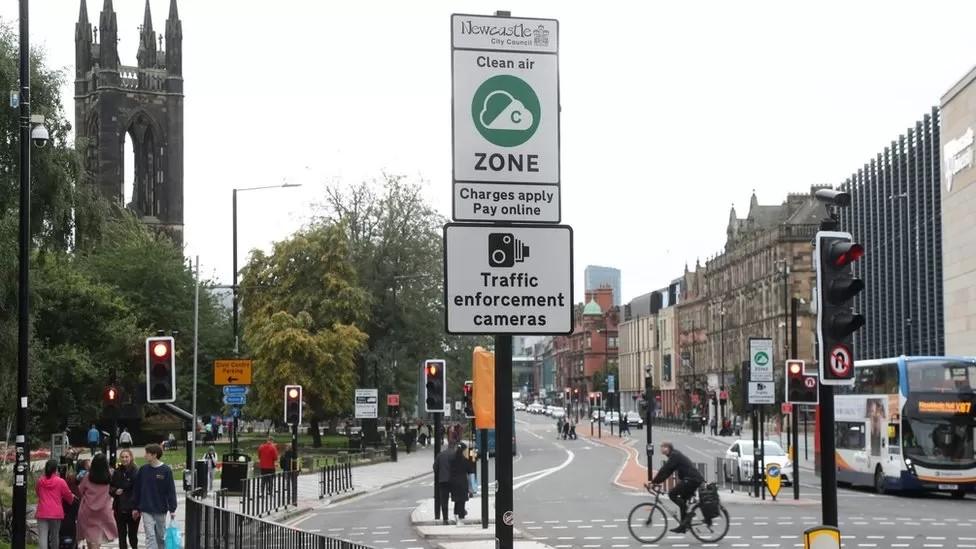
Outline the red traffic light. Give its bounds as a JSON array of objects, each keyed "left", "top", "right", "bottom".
[
  {"left": 152, "top": 341, "right": 170, "bottom": 358},
  {"left": 788, "top": 360, "right": 803, "bottom": 376},
  {"left": 287, "top": 387, "right": 300, "bottom": 399},
  {"left": 829, "top": 242, "right": 864, "bottom": 268},
  {"left": 427, "top": 364, "right": 438, "bottom": 376}
]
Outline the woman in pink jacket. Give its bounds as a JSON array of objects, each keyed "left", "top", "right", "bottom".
[
  {"left": 35, "top": 459, "right": 75, "bottom": 549},
  {"left": 77, "top": 453, "right": 118, "bottom": 548}
]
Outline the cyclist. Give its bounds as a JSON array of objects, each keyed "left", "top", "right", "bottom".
[{"left": 647, "top": 441, "right": 704, "bottom": 533}]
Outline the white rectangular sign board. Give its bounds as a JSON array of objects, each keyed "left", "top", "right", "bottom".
[
  {"left": 354, "top": 388, "right": 378, "bottom": 419},
  {"left": 451, "top": 14, "right": 560, "bottom": 223},
  {"left": 748, "top": 381, "right": 775, "bottom": 405},
  {"left": 749, "top": 338, "right": 774, "bottom": 382},
  {"left": 444, "top": 223, "right": 573, "bottom": 334}
]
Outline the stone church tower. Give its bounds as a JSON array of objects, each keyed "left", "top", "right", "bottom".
[{"left": 75, "top": 0, "right": 184, "bottom": 243}]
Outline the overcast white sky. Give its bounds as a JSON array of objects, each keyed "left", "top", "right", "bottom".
[{"left": 6, "top": 1, "right": 976, "bottom": 303}]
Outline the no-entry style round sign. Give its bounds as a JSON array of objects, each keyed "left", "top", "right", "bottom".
[
  {"left": 829, "top": 344, "right": 853, "bottom": 378},
  {"left": 804, "top": 377, "right": 817, "bottom": 389}
]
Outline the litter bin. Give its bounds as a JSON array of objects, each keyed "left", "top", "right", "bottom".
[
  {"left": 194, "top": 460, "right": 209, "bottom": 492},
  {"left": 220, "top": 452, "right": 250, "bottom": 495},
  {"left": 348, "top": 433, "right": 363, "bottom": 450}
]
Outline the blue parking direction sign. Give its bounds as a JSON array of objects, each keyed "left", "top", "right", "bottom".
[
  {"left": 222, "top": 385, "right": 247, "bottom": 396},
  {"left": 223, "top": 394, "right": 246, "bottom": 406}
]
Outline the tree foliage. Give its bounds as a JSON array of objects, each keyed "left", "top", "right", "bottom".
[
  {"left": 240, "top": 223, "right": 368, "bottom": 445},
  {"left": 317, "top": 175, "right": 445, "bottom": 413}
]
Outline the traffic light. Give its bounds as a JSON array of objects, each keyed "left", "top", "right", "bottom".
[
  {"left": 284, "top": 385, "right": 303, "bottom": 424},
  {"left": 816, "top": 231, "right": 865, "bottom": 385},
  {"left": 472, "top": 348, "right": 495, "bottom": 429},
  {"left": 145, "top": 336, "right": 176, "bottom": 403},
  {"left": 103, "top": 385, "right": 120, "bottom": 407},
  {"left": 785, "top": 359, "right": 818, "bottom": 404},
  {"left": 424, "top": 359, "right": 446, "bottom": 413},
  {"left": 463, "top": 380, "right": 474, "bottom": 418}
]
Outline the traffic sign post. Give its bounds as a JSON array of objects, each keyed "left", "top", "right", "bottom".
[
  {"left": 222, "top": 385, "right": 248, "bottom": 397},
  {"left": 214, "top": 359, "right": 253, "bottom": 385},
  {"left": 222, "top": 394, "right": 246, "bottom": 406},
  {"left": 451, "top": 14, "right": 560, "bottom": 224},
  {"left": 444, "top": 223, "right": 573, "bottom": 334},
  {"left": 748, "top": 382, "right": 775, "bottom": 405},
  {"left": 749, "top": 338, "right": 774, "bottom": 382},
  {"left": 354, "top": 389, "right": 379, "bottom": 419}
]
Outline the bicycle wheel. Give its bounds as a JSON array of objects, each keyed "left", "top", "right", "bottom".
[
  {"left": 627, "top": 502, "right": 668, "bottom": 544},
  {"left": 688, "top": 504, "right": 730, "bottom": 543}
]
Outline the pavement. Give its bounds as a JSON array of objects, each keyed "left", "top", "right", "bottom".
[{"left": 79, "top": 415, "right": 976, "bottom": 549}]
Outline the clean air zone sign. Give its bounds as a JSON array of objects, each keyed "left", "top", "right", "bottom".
[{"left": 452, "top": 14, "right": 560, "bottom": 223}]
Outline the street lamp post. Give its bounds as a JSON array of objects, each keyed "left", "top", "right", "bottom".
[
  {"left": 231, "top": 183, "right": 302, "bottom": 354},
  {"left": 645, "top": 364, "right": 654, "bottom": 482},
  {"left": 719, "top": 305, "right": 726, "bottom": 425},
  {"left": 14, "top": 1, "right": 35, "bottom": 545}
]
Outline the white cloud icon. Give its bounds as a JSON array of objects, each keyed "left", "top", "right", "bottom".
[{"left": 480, "top": 90, "right": 534, "bottom": 131}]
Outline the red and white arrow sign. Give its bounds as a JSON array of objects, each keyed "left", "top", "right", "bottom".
[{"left": 829, "top": 344, "right": 853, "bottom": 378}]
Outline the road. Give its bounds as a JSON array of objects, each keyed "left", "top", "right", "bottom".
[{"left": 290, "top": 411, "right": 976, "bottom": 548}]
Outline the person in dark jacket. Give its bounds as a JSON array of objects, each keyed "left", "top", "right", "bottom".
[
  {"left": 433, "top": 441, "right": 455, "bottom": 525},
  {"left": 131, "top": 443, "right": 177, "bottom": 549},
  {"left": 449, "top": 443, "right": 470, "bottom": 523},
  {"left": 649, "top": 441, "right": 704, "bottom": 533},
  {"left": 110, "top": 449, "right": 139, "bottom": 549}
]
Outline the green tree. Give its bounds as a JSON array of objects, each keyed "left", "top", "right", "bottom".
[
  {"left": 318, "top": 175, "right": 444, "bottom": 414},
  {"left": 240, "top": 223, "right": 369, "bottom": 446}
]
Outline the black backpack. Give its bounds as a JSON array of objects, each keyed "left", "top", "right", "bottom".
[{"left": 698, "top": 482, "right": 721, "bottom": 520}]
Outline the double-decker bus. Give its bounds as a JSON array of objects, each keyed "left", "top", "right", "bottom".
[{"left": 831, "top": 356, "right": 976, "bottom": 496}]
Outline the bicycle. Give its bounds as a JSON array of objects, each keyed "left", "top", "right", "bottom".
[{"left": 627, "top": 483, "right": 730, "bottom": 544}]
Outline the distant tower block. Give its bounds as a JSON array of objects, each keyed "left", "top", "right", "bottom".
[{"left": 75, "top": 0, "right": 184, "bottom": 243}]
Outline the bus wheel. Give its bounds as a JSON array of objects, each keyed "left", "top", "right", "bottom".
[
  {"left": 951, "top": 490, "right": 966, "bottom": 500},
  {"left": 874, "top": 468, "right": 887, "bottom": 495}
]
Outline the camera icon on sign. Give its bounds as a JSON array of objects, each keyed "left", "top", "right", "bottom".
[{"left": 488, "top": 233, "right": 530, "bottom": 267}]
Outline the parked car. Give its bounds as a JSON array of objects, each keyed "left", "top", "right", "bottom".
[
  {"left": 625, "top": 411, "right": 644, "bottom": 429},
  {"left": 527, "top": 403, "right": 545, "bottom": 414},
  {"left": 514, "top": 401, "right": 526, "bottom": 411},
  {"left": 551, "top": 408, "right": 566, "bottom": 419},
  {"left": 602, "top": 411, "right": 620, "bottom": 425},
  {"left": 723, "top": 439, "right": 792, "bottom": 485}
]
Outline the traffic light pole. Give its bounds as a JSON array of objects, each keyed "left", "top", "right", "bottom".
[
  {"left": 480, "top": 427, "right": 489, "bottom": 529},
  {"left": 645, "top": 373, "right": 654, "bottom": 481},
  {"left": 791, "top": 297, "right": 800, "bottom": 500},
  {"left": 291, "top": 421, "right": 299, "bottom": 506},
  {"left": 495, "top": 335, "right": 514, "bottom": 549},
  {"left": 819, "top": 382, "right": 838, "bottom": 526},
  {"left": 433, "top": 413, "right": 442, "bottom": 521}
]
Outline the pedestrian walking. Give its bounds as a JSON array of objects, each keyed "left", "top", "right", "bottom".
[
  {"left": 450, "top": 443, "right": 470, "bottom": 524},
  {"left": 36, "top": 459, "right": 75, "bottom": 549},
  {"left": 569, "top": 420, "right": 577, "bottom": 440},
  {"left": 76, "top": 459, "right": 91, "bottom": 483},
  {"left": 118, "top": 428, "right": 133, "bottom": 449},
  {"left": 709, "top": 416, "right": 717, "bottom": 436},
  {"left": 132, "top": 443, "right": 177, "bottom": 549},
  {"left": 257, "top": 436, "right": 279, "bottom": 495},
  {"left": 620, "top": 418, "right": 631, "bottom": 437},
  {"left": 465, "top": 447, "right": 479, "bottom": 497},
  {"left": 203, "top": 446, "right": 218, "bottom": 492},
  {"left": 433, "top": 441, "right": 455, "bottom": 525},
  {"left": 556, "top": 417, "right": 564, "bottom": 439},
  {"left": 110, "top": 449, "right": 139, "bottom": 549},
  {"left": 77, "top": 453, "right": 119, "bottom": 549},
  {"left": 561, "top": 420, "right": 570, "bottom": 440},
  {"left": 733, "top": 415, "right": 742, "bottom": 436},
  {"left": 87, "top": 425, "right": 101, "bottom": 457}
]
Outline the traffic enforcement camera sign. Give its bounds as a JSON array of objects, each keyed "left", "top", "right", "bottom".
[
  {"left": 451, "top": 14, "right": 560, "bottom": 223},
  {"left": 444, "top": 223, "right": 573, "bottom": 334}
]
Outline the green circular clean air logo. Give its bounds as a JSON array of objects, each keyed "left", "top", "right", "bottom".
[
  {"left": 754, "top": 352, "right": 769, "bottom": 365},
  {"left": 471, "top": 75, "right": 541, "bottom": 147}
]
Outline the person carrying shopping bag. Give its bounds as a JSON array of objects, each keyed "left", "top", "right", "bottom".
[{"left": 132, "top": 443, "right": 178, "bottom": 549}]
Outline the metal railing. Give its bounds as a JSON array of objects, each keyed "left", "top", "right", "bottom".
[
  {"left": 240, "top": 470, "right": 298, "bottom": 517},
  {"left": 186, "top": 491, "right": 370, "bottom": 549},
  {"left": 715, "top": 456, "right": 744, "bottom": 493},
  {"left": 319, "top": 462, "right": 353, "bottom": 499}
]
